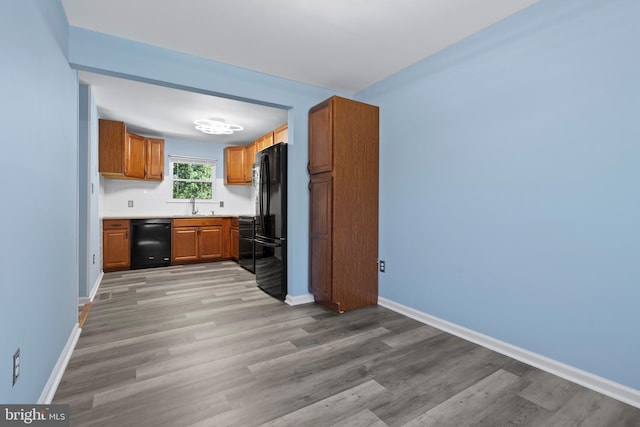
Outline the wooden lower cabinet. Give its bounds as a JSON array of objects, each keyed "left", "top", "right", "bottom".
[
  {"left": 103, "top": 219, "right": 130, "bottom": 271},
  {"left": 309, "top": 172, "right": 333, "bottom": 304},
  {"left": 199, "top": 226, "right": 223, "bottom": 260},
  {"left": 171, "top": 218, "right": 229, "bottom": 264},
  {"left": 102, "top": 217, "right": 235, "bottom": 271},
  {"left": 172, "top": 227, "right": 199, "bottom": 263}
]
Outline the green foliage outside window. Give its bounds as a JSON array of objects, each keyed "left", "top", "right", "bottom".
[{"left": 172, "top": 162, "right": 214, "bottom": 199}]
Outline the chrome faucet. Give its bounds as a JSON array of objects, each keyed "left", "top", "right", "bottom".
[{"left": 190, "top": 196, "right": 199, "bottom": 215}]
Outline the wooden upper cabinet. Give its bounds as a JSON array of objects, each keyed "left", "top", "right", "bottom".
[
  {"left": 255, "top": 132, "right": 274, "bottom": 153},
  {"left": 255, "top": 135, "right": 264, "bottom": 152},
  {"left": 309, "top": 100, "right": 332, "bottom": 174},
  {"left": 243, "top": 142, "right": 256, "bottom": 183},
  {"left": 99, "top": 119, "right": 127, "bottom": 178},
  {"left": 263, "top": 132, "right": 274, "bottom": 150},
  {"left": 224, "top": 146, "right": 248, "bottom": 185},
  {"left": 99, "top": 119, "right": 164, "bottom": 181},
  {"left": 221, "top": 123, "right": 286, "bottom": 187},
  {"left": 146, "top": 138, "right": 165, "bottom": 181},
  {"left": 273, "top": 123, "right": 288, "bottom": 144},
  {"left": 125, "top": 133, "right": 146, "bottom": 179}
]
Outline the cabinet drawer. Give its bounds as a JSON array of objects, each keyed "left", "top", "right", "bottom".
[
  {"left": 103, "top": 219, "right": 130, "bottom": 230},
  {"left": 172, "top": 218, "right": 224, "bottom": 227}
]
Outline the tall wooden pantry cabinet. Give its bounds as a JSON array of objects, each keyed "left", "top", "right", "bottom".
[{"left": 308, "top": 96, "right": 379, "bottom": 312}]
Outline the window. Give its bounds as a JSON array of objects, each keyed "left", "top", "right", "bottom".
[{"left": 169, "top": 156, "right": 216, "bottom": 200}]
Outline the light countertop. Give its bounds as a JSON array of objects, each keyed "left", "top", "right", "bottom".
[{"left": 101, "top": 214, "right": 254, "bottom": 220}]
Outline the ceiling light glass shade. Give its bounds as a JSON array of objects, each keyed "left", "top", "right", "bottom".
[{"left": 194, "top": 119, "right": 243, "bottom": 135}]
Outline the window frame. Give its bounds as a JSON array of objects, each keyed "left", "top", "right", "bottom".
[{"left": 169, "top": 155, "right": 217, "bottom": 201}]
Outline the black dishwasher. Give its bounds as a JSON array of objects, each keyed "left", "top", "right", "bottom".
[{"left": 130, "top": 219, "right": 172, "bottom": 269}]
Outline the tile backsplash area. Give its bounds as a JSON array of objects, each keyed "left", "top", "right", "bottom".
[{"left": 100, "top": 177, "right": 253, "bottom": 217}]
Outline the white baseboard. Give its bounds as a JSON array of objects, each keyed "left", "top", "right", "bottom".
[
  {"left": 78, "top": 271, "right": 104, "bottom": 306},
  {"left": 88, "top": 271, "right": 104, "bottom": 303},
  {"left": 38, "top": 323, "right": 81, "bottom": 404},
  {"left": 378, "top": 297, "right": 640, "bottom": 409},
  {"left": 285, "top": 293, "right": 315, "bottom": 306}
]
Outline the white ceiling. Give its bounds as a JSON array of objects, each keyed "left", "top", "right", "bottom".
[
  {"left": 79, "top": 71, "right": 288, "bottom": 144},
  {"left": 63, "top": 0, "right": 539, "bottom": 143}
]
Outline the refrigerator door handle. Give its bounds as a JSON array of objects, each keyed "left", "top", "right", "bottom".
[
  {"left": 265, "top": 153, "right": 271, "bottom": 235},
  {"left": 255, "top": 237, "right": 281, "bottom": 248},
  {"left": 259, "top": 154, "right": 265, "bottom": 235}
]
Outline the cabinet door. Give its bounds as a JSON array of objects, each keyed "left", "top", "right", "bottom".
[
  {"left": 172, "top": 227, "right": 199, "bottom": 262},
  {"left": 243, "top": 142, "right": 256, "bottom": 183},
  {"left": 146, "top": 138, "right": 164, "bottom": 181},
  {"left": 199, "top": 226, "right": 223, "bottom": 260},
  {"left": 273, "top": 123, "right": 288, "bottom": 144},
  {"left": 309, "top": 100, "right": 332, "bottom": 174},
  {"left": 103, "top": 228, "right": 130, "bottom": 271},
  {"left": 125, "top": 133, "right": 147, "bottom": 179},
  {"left": 224, "top": 146, "right": 246, "bottom": 184},
  {"left": 262, "top": 132, "right": 274, "bottom": 150},
  {"left": 309, "top": 172, "right": 332, "bottom": 302},
  {"left": 254, "top": 135, "right": 264, "bottom": 153},
  {"left": 99, "top": 119, "right": 127, "bottom": 176}
]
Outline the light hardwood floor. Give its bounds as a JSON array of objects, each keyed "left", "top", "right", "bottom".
[{"left": 54, "top": 262, "right": 640, "bottom": 426}]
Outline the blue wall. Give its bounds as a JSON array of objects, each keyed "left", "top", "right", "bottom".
[
  {"left": 0, "top": 0, "right": 79, "bottom": 402},
  {"left": 67, "top": 28, "right": 343, "bottom": 300},
  {"left": 162, "top": 138, "right": 227, "bottom": 180},
  {"left": 357, "top": 0, "right": 640, "bottom": 390}
]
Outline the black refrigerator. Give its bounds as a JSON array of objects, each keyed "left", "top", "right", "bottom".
[{"left": 254, "top": 143, "right": 287, "bottom": 300}]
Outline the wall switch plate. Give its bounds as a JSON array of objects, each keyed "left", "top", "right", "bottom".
[
  {"left": 219, "top": 201, "right": 224, "bottom": 207},
  {"left": 379, "top": 260, "right": 385, "bottom": 273},
  {"left": 128, "top": 200, "right": 134, "bottom": 208},
  {"left": 12, "top": 348, "right": 20, "bottom": 386}
]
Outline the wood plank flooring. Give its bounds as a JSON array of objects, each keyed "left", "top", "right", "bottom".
[{"left": 54, "top": 262, "right": 640, "bottom": 426}]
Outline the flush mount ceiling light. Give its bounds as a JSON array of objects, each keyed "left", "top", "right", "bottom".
[{"left": 194, "top": 118, "right": 243, "bottom": 135}]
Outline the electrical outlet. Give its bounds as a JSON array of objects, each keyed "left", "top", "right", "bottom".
[
  {"left": 128, "top": 200, "right": 134, "bottom": 208},
  {"left": 379, "top": 260, "right": 385, "bottom": 273},
  {"left": 12, "top": 348, "right": 20, "bottom": 386},
  {"left": 219, "top": 201, "right": 224, "bottom": 207}
]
